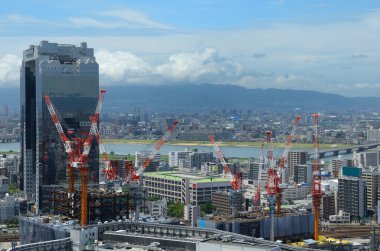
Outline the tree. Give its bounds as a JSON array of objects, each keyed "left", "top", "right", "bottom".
[
  {"left": 200, "top": 202, "right": 214, "bottom": 215},
  {"left": 167, "top": 203, "right": 184, "bottom": 218}
]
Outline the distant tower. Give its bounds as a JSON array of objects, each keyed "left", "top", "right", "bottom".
[{"left": 20, "top": 41, "right": 99, "bottom": 212}]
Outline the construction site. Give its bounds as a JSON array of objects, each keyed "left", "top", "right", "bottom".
[{"left": 19, "top": 88, "right": 367, "bottom": 251}]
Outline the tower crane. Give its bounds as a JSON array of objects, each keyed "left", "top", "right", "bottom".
[
  {"left": 254, "top": 144, "right": 264, "bottom": 207},
  {"left": 44, "top": 89, "right": 106, "bottom": 225},
  {"left": 311, "top": 113, "right": 322, "bottom": 241},
  {"left": 132, "top": 120, "right": 179, "bottom": 182},
  {"left": 130, "top": 120, "right": 179, "bottom": 220},
  {"left": 209, "top": 134, "right": 242, "bottom": 216},
  {"left": 275, "top": 115, "right": 301, "bottom": 215},
  {"left": 265, "top": 130, "right": 277, "bottom": 242}
]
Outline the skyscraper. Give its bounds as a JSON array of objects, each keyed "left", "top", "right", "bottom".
[{"left": 20, "top": 41, "right": 99, "bottom": 212}]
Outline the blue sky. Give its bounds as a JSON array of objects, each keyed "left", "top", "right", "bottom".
[{"left": 1, "top": 0, "right": 380, "bottom": 96}]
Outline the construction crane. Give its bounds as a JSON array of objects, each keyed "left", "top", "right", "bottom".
[
  {"left": 93, "top": 125, "right": 116, "bottom": 181},
  {"left": 209, "top": 134, "right": 242, "bottom": 217},
  {"left": 254, "top": 143, "right": 264, "bottom": 207},
  {"left": 275, "top": 115, "right": 301, "bottom": 215},
  {"left": 311, "top": 113, "right": 322, "bottom": 241},
  {"left": 265, "top": 130, "right": 277, "bottom": 242},
  {"left": 44, "top": 89, "right": 106, "bottom": 225},
  {"left": 132, "top": 120, "right": 179, "bottom": 182},
  {"left": 130, "top": 120, "right": 179, "bottom": 221}
]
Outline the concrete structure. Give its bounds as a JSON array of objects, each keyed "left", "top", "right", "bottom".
[
  {"left": 20, "top": 41, "right": 99, "bottom": 212},
  {"left": 329, "top": 210, "right": 350, "bottom": 224},
  {"left": 184, "top": 204, "right": 200, "bottom": 227},
  {"left": 338, "top": 176, "right": 367, "bottom": 220},
  {"left": 287, "top": 151, "right": 307, "bottom": 182},
  {"left": 367, "top": 126, "right": 380, "bottom": 143},
  {"left": 362, "top": 171, "right": 380, "bottom": 211},
  {"left": 212, "top": 190, "right": 244, "bottom": 215},
  {"left": 18, "top": 215, "right": 323, "bottom": 251},
  {"left": 143, "top": 171, "right": 231, "bottom": 204}
]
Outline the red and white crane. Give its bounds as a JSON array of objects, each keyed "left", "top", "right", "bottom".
[
  {"left": 276, "top": 115, "right": 301, "bottom": 215},
  {"left": 209, "top": 134, "right": 242, "bottom": 216},
  {"left": 44, "top": 89, "right": 106, "bottom": 225},
  {"left": 311, "top": 113, "right": 322, "bottom": 241},
  {"left": 209, "top": 134, "right": 241, "bottom": 190},
  {"left": 132, "top": 120, "right": 179, "bottom": 182},
  {"left": 254, "top": 143, "right": 265, "bottom": 206}
]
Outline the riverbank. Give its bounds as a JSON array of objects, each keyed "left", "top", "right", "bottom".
[{"left": 102, "top": 139, "right": 354, "bottom": 149}]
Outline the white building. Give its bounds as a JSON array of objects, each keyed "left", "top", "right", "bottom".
[
  {"left": 329, "top": 210, "right": 350, "bottom": 224},
  {"left": 0, "top": 194, "right": 23, "bottom": 223},
  {"left": 143, "top": 171, "right": 231, "bottom": 204},
  {"left": 184, "top": 205, "right": 200, "bottom": 227},
  {"left": 147, "top": 199, "right": 167, "bottom": 217}
]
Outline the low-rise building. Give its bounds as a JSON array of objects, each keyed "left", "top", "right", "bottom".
[{"left": 143, "top": 171, "right": 231, "bottom": 204}]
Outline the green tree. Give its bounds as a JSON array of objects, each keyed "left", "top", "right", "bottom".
[
  {"left": 167, "top": 203, "right": 184, "bottom": 218},
  {"left": 200, "top": 202, "right": 214, "bottom": 214}
]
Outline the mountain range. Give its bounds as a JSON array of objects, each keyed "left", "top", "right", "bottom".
[{"left": 2, "top": 84, "right": 379, "bottom": 113}]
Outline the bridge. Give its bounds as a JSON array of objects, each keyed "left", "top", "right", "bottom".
[{"left": 308, "top": 143, "right": 380, "bottom": 159}]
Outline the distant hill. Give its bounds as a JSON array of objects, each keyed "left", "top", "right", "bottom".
[
  {"left": 2, "top": 84, "right": 380, "bottom": 113},
  {"left": 102, "top": 84, "right": 380, "bottom": 112}
]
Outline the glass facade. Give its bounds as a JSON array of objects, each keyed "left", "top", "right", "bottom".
[{"left": 21, "top": 41, "right": 99, "bottom": 212}]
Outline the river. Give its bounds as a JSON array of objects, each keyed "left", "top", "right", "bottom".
[{"left": 0, "top": 142, "right": 351, "bottom": 162}]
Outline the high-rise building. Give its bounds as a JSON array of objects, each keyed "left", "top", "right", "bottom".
[
  {"left": 338, "top": 177, "right": 367, "bottom": 220},
  {"left": 287, "top": 151, "right": 307, "bottom": 182},
  {"left": 362, "top": 172, "right": 380, "bottom": 211},
  {"left": 20, "top": 41, "right": 99, "bottom": 212},
  {"left": 293, "top": 164, "right": 312, "bottom": 185},
  {"left": 330, "top": 159, "right": 343, "bottom": 178}
]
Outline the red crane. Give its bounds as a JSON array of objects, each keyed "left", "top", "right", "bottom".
[
  {"left": 44, "top": 89, "right": 106, "bottom": 225},
  {"left": 132, "top": 120, "right": 179, "bottom": 182},
  {"left": 254, "top": 143, "right": 264, "bottom": 206},
  {"left": 276, "top": 115, "right": 301, "bottom": 215},
  {"left": 311, "top": 113, "right": 322, "bottom": 241},
  {"left": 209, "top": 135, "right": 241, "bottom": 190},
  {"left": 209, "top": 134, "right": 242, "bottom": 216},
  {"left": 265, "top": 130, "right": 277, "bottom": 241}
]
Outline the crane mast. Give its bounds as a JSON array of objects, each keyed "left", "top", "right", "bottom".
[
  {"left": 44, "top": 90, "right": 105, "bottom": 226},
  {"left": 209, "top": 134, "right": 242, "bottom": 217},
  {"left": 254, "top": 144, "right": 264, "bottom": 206},
  {"left": 209, "top": 135, "right": 241, "bottom": 190},
  {"left": 276, "top": 115, "right": 301, "bottom": 215},
  {"left": 265, "top": 130, "right": 277, "bottom": 242},
  {"left": 311, "top": 113, "right": 321, "bottom": 241}
]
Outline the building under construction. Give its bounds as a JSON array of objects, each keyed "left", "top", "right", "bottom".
[{"left": 53, "top": 189, "right": 129, "bottom": 223}]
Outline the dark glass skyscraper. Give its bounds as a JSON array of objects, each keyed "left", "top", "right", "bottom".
[{"left": 20, "top": 41, "right": 99, "bottom": 212}]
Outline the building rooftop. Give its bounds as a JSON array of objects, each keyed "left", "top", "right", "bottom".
[{"left": 143, "top": 171, "right": 229, "bottom": 183}]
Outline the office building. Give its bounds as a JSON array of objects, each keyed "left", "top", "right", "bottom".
[
  {"left": 143, "top": 171, "right": 231, "bottom": 204},
  {"left": 212, "top": 190, "right": 243, "bottom": 215},
  {"left": 287, "top": 151, "right": 307, "bottom": 182},
  {"left": 168, "top": 150, "right": 192, "bottom": 168},
  {"left": 135, "top": 151, "right": 162, "bottom": 172},
  {"left": 353, "top": 151, "right": 378, "bottom": 168},
  {"left": 338, "top": 177, "right": 367, "bottom": 220},
  {"left": 293, "top": 164, "right": 312, "bottom": 185},
  {"left": 21, "top": 41, "right": 99, "bottom": 211}
]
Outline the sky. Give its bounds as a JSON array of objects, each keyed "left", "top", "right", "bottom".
[{"left": 1, "top": 0, "right": 380, "bottom": 97}]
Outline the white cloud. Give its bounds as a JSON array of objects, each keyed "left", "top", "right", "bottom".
[
  {"left": 96, "top": 50, "right": 154, "bottom": 84},
  {"left": 97, "top": 8, "right": 172, "bottom": 29},
  {"left": 69, "top": 17, "right": 122, "bottom": 29},
  {"left": 354, "top": 83, "right": 380, "bottom": 89},
  {"left": 0, "top": 54, "right": 20, "bottom": 87},
  {"left": 155, "top": 48, "right": 243, "bottom": 83}
]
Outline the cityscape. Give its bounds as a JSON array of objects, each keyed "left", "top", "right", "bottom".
[{"left": 1, "top": 1, "right": 380, "bottom": 251}]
